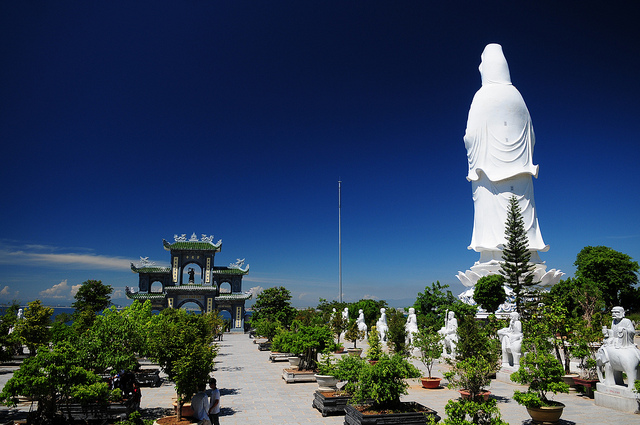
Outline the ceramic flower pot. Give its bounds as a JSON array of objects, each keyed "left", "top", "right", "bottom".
[
  {"left": 526, "top": 402, "right": 565, "bottom": 424},
  {"left": 420, "top": 377, "right": 442, "bottom": 389}
]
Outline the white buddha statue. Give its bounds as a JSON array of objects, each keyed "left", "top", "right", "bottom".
[{"left": 457, "top": 43, "right": 563, "bottom": 292}]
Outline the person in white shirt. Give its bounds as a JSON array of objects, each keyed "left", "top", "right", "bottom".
[
  {"left": 191, "top": 382, "right": 211, "bottom": 425},
  {"left": 207, "top": 377, "right": 221, "bottom": 425}
]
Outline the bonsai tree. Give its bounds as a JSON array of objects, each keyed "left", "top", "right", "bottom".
[
  {"left": 316, "top": 350, "right": 339, "bottom": 377},
  {"left": 366, "top": 325, "right": 384, "bottom": 362},
  {"left": 329, "top": 309, "right": 348, "bottom": 346},
  {"left": 252, "top": 318, "right": 281, "bottom": 342},
  {"left": 270, "top": 322, "right": 335, "bottom": 370},
  {"left": 412, "top": 327, "right": 442, "bottom": 379},
  {"left": 344, "top": 319, "right": 365, "bottom": 349},
  {"left": 350, "top": 353, "right": 421, "bottom": 410},
  {"left": 386, "top": 308, "right": 408, "bottom": 355},
  {"left": 333, "top": 354, "right": 367, "bottom": 395},
  {"left": 444, "top": 356, "right": 493, "bottom": 401},
  {"left": 510, "top": 304, "right": 570, "bottom": 409}
]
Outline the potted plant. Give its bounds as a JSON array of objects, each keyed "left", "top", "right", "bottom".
[
  {"left": 444, "top": 356, "right": 492, "bottom": 401},
  {"left": 366, "top": 326, "right": 384, "bottom": 364},
  {"left": 344, "top": 319, "right": 365, "bottom": 357},
  {"left": 570, "top": 317, "right": 602, "bottom": 397},
  {"left": 344, "top": 353, "right": 441, "bottom": 424},
  {"left": 315, "top": 351, "right": 339, "bottom": 391},
  {"left": 313, "top": 354, "right": 364, "bottom": 417},
  {"left": 510, "top": 306, "right": 570, "bottom": 424},
  {"left": 412, "top": 327, "right": 443, "bottom": 389}
]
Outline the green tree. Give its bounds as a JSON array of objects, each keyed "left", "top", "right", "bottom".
[
  {"left": 413, "top": 282, "right": 458, "bottom": 330},
  {"left": 499, "top": 196, "right": 536, "bottom": 314},
  {"left": 473, "top": 275, "right": 506, "bottom": 313},
  {"left": 72, "top": 279, "right": 113, "bottom": 314},
  {"left": 15, "top": 300, "right": 53, "bottom": 356},
  {"left": 349, "top": 299, "right": 388, "bottom": 330},
  {"left": 72, "top": 279, "right": 113, "bottom": 330},
  {"left": 77, "top": 301, "right": 153, "bottom": 375},
  {"left": 386, "top": 308, "right": 408, "bottom": 355},
  {"left": 146, "top": 308, "right": 220, "bottom": 420},
  {"left": 0, "top": 340, "right": 114, "bottom": 422},
  {"left": 251, "top": 286, "right": 297, "bottom": 328},
  {"left": 574, "top": 246, "right": 639, "bottom": 310}
]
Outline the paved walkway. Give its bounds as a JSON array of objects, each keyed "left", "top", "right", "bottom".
[{"left": 1, "top": 333, "right": 639, "bottom": 424}]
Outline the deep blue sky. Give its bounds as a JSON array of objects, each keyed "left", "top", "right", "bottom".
[{"left": 1, "top": 1, "right": 639, "bottom": 308}]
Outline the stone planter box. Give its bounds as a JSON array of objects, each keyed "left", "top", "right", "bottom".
[
  {"left": 282, "top": 369, "right": 317, "bottom": 383},
  {"left": 57, "top": 400, "right": 134, "bottom": 422},
  {"left": 312, "top": 390, "right": 351, "bottom": 417},
  {"left": 257, "top": 341, "right": 272, "bottom": 351},
  {"left": 269, "top": 352, "right": 293, "bottom": 362},
  {"left": 344, "top": 402, "right": 440, "bottom": 425}
]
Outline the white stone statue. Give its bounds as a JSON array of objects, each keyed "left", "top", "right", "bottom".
[
  {"left": 340, "top": 307, "right": 349, "bottom": 340},
  {"left": 376, "top": 308, "right": 388, "bottom": 342},
  {"left": 456, "top": 43, "right": 563, "bottom": 292},
  {"left": 17, "top": 308, "right": 24, "bottom": 320},
  {"left": 405, "top": 307, "right": 418, "bottom": 346},
  {"left": 356, "top": 309, "right": 367, "bottom": 336},
  {"left": 497, "top": 311, "right": 523, "bottom": 368},
  {"left": 596, "top": 306, "right": 640, "bottom": 388},
  {"left": 438, "top": 311, "right": 458, "bottom": 357}
]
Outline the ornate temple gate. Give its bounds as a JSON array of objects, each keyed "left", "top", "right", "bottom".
[{"left": 127, "top": 233, "right": 251, "bottom": 332}]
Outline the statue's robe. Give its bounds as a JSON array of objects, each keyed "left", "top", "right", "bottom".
[{"left": 464, "top": 44, "right": 548, "bottom": 258}]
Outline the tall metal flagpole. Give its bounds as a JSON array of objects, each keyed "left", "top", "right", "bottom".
[{"left": 338, "top": 180, "right": 342, "bottom": 303}]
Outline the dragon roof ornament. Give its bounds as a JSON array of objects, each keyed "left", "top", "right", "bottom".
[{"left": 229, "top": 258, "right": 250, "bottom": 272}]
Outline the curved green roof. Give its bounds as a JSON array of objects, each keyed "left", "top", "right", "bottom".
[
  {"left": 163, "top": 239, "right": 222, "bottom": 252},
  {"left": 131, "top": 263, "right": 171, "bottom": 274}
]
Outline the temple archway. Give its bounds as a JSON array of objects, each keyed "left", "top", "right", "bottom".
[
  {"left": 177, "top": 300, "right": 204, "bottom": 313},
  {"left": 150, "top": 281, "right": 163, "bottom": 293},
  {"left": 219, "top": 281, "right": 232, "bottom": 294}
]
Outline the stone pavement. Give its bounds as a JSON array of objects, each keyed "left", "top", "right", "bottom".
[{"left": 1, "top": 332, "right": 639, "bottom": 424}]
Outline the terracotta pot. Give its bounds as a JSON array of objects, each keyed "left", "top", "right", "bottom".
[
  {"left": 368, "top": 360, "right": 378, "bottom": 365},
  {"left": 420, "top": 377, "right": 442, "bottom": 389},
  {"left": 458, "top": 389, "right": 491, "bottom": 401},
  {"left": 526, "top": 402, "right": 565, "bottom": 424}
]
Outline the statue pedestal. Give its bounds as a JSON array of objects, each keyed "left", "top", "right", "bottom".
[
  {"left": 495, "top": 366, "right": 518, "bottom": 384},
  {"left": 594, "top": 382, "right": 639, "bottom": 413}
]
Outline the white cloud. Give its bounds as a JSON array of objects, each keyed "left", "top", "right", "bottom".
[
  {"left": 0, "top": 242, "right": 132, "bottom": 271},
  {"left": 40, "top": 280, "right": 74, "bottom": 299},
  {"left": 71, "top": 284, "right": 82, "bottom": 297},
  {"left": 0, "top": 286, "right": 10, "bottom": 296},
  {"left": 362, "top": 294, "right": 379, "bottom": 300},
  {"left": 112, "top": 289, "right": 124, "bottom": 299},
  {"left": 248, "top": 286, "right": 264, "bottom": 297}
]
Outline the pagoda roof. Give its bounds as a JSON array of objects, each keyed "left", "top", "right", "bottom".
[
  {"left": 131, "top": 263, "right": 171, "bottom": 274},
  {"left": 125, "top": 292, "right": 166, "bottom": 300},
  {"left": 165, "top": 285, "right": 218, "bottom": 292},
  {"left": 211, "top": 266, "right": 249, "bottom": 275},
  {"left": 215, "top": 293, "right": 253, "bottom": 301},
  {"left": 163, "top": 238, "right": 222, "bottom": 252}
]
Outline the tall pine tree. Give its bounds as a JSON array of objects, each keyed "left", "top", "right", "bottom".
[{"left": 499, "top": 196, "right": 536, "bottom": 314}]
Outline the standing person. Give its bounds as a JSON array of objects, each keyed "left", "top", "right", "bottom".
[
  {"left": 207, "top": 377, "right": 221, "bottom": 425},
  {"left": 191, "top": 382, "right": 212, "bottom": 425}
]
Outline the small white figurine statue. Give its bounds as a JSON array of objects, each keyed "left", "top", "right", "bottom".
[
  {"left": 340, "top": 307, "right": 349, "bottom": 340},
  {"left": 405, "top": 307, "right": 418, "bottom": 346},
  {"left": 497, "top": 312, "right": 523, "bottom": 368},
  {"left": 596, "top": 306, "right": 640, "bottom": 388},
  {"left": 438, "top": 311, "right": 458, "bottom": 358},
  {"left": 356, "top": 309, "right": 367, "bottom": 337},
  {"left": 376, "top": 308, "right": 388, "bottom": 342},
  {"left": 17, "top": 308, "right": 24, "bottom": 320}
]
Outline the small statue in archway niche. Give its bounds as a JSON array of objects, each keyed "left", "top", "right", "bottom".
[
  {"left": 596, "top": 306, "right": 640, "bottom": 388},
  {"left": 188, "top": 268, "right": 195, "bottom": 284}
]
